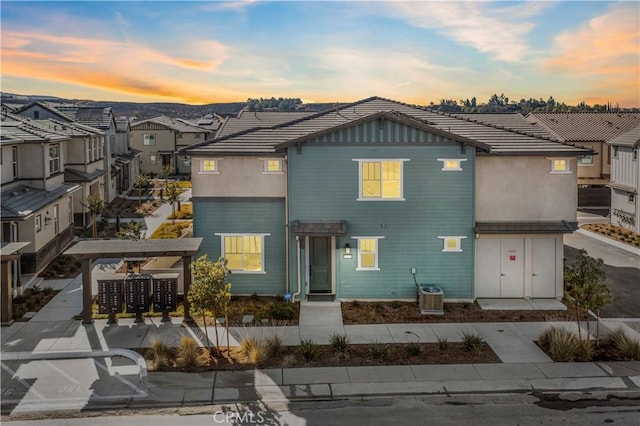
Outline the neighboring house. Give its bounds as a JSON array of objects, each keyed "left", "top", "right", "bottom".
[
  {"left": 195, "top": 113, "right": 223, "bottom": 134},
  {"left": 130, "top": 116, "right": 211, "bottom": 175},
  {"left": 1, "top": 114, "right": 80, "bottom": 284},
  {"left": 215, "top": 110, "right": 314, "bottom": 138},
  {"left": 184, "top": 97, "right": 591, "bottom": 302},
  {"left": 607, "top": 125, "right": 640, "bottom": 233},
  {"left": 114, "top": 118, "right": 141, "bottom": 195},
  {"left": 526, "top": 112, "right": 640, "bottom": 208}
]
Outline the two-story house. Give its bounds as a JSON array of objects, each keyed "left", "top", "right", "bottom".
[
  {"left": 526, "top": 112, "right": 640, "bottom": 208},
  {"left": 184, "top": 97, "right": 591, "bottom": 302},
  {"left": 607, "top": 125, "right": 640, "bottom": 233},
  {"left": 1, "top": 113, "right": 80, "bottom": 286},
  {"left": 114, "top": 118, "right": 141, "bottom": 195},
  {"left": 130, "top": 116, "right": 211, "bottom": 176}
]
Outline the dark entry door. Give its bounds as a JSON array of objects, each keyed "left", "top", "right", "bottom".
[{"left": 309, "top": 237, "right": 331, "bottom": 293}]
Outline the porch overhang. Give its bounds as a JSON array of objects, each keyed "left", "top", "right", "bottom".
[
  {"left": 474, "top": 221, "right": 577, "bottom": 234},
  {"left": 292, "top": 220, "right": 347, "bottom": 236}
]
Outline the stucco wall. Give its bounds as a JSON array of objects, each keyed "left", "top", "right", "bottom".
[{"left": 475, "top": 155, "right": 577, "bottom": 222}]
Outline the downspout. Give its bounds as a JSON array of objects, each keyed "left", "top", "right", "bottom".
[
  {"left": 11, "top": 221, "right": 18, "bottom": 291},
  {"left": 292, "top": 235, "right": 302, "bottom": 302},
  {"left": 284, "top": 154, "right": 290, "bottom": 295},
  {"left": 42, "top": 142, "right": 47, "bottom": 189}
]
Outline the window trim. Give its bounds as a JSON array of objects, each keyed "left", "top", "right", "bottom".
[
  {"left": 628, "top": 192, "right": 636, "bottom": 204},
  {"left": 353, "top": 159, "right": 409, "bottom": 201},
  {"left": 613, "top": 146, "right": 619, "bottom": 159},
  {"left": 261, "top": 158, "right": 284, "bottom": 174},
  {"left": 11, "top": 146, "right": 18, "bottom": 179},
  {"left": 215, "top": 233, "right": 270, "bottom": 274},
  {"left": 633, "top": 149, "right": 638, "bottom": 161},
  {"left": 49, "top": 143, "right": 60, "bottom": 175},
  {"left": 437, "top": 236, "right": 467, "bottom": 252},
  {"left": 577, "top": 155, "right": 593, "bottom": 165},
  {"left": 143, "top": 134, "right": 156, "bottom": 146},
  {"left": 35, "top": 214, "right": 42, "bottom": 232},
  {"left": 437, "top": 158, "right": 467, "bottom": 171},
  {"left": 547, "top": 157, "right": 572, "bottom": 174},
  {"left": 149, "top": 154, "right": 157, "bottom": 165},
  {"left": 351, "top": 236, "right": 384, "bottom": 271},
  {"left": 199, "top": 158, "right": 221, "bottom": 174}
]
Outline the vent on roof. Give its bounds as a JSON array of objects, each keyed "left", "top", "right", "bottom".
[
  {"left": 10, "top": 192, "right": 18, "bottom": 197},
  {"left": 22, "top": 188, "right": 30, "bottom": 193}
]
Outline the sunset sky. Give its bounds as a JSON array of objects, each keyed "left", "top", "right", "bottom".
[{"left": 1, "top": 1, "right": 639, "bottom": 107}]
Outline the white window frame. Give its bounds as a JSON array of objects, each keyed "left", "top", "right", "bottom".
[
  {"left": 352, "top": 236, "right": 384, "bottom": 271},
  {"left": 633, "top": 149, "right": 638, "bottom": 161},
  {"left": 149, "top": 155, "right": 157, "bottom": 165},
  {"left": 143, "top": 134, "right": 156, "bottom": 146},
  {"left": 547, "top": 158, "right": 572, "bottom": 174},
  {"left": 613, "top": 147, "right": 619, "bottom": 159},
  {"left": 262, "top": 158, "right": 284, "bottom": 174},
  {"left": 437, "top": 158, "right": 467, "bottom": 171},
  {"left": 11, "top": 146, "right": 18, "bottom": 179},
  {"left": 353, "top": 159, "right": 409, "bottom": 201},
  {"left": 215, "top": 233, "right": 270, "bottom": 274},
  {"left": 199, "top": 159, "right": 221, "bottom": 174},
  {"left": 628, "top": 192, "right": 636, "bottom": 204},
  {"left": 437, "top": 236, "right": 467, "bottom": 252},
  {"left": 49, "top": 144, "right": 60, "bottom": 174},
  {"left": 35, "top": 214, "right": 42, "bottom": 232},
  {"left": 578, "top": 155, "right": 593, "bottom": 165}
]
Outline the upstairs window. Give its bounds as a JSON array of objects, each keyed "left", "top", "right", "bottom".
[
  {"left": 634, "top": 149, "right": 638, "bottom": 161},
  {"left": 35, "top": 214, "right": 42, "bottom": 232},
  {"left": 33, "top": 111, "right": 39, "bottom": 119},
  {"left": 628, "top": 193, "right": 636, "bottom": 204},
  {"left": 49, "top": 144, "right": 60, "bottom": 174},
  {"left": 143, "top": 134, "right": 156, "bottom": 146},
  {"left": 613, "top": 147, "right": 619, "bottom": 159},
  {"left": 578, "top": 155, "right": 593, "bottom": 165},
  {"left": 12, "top": 146, "right": 18, "bottom": 179},
  {"left": 548, "top": 158, "right": 571, "bottom": 174},
  {"left": 355, "top": 159, "right": 407, "bottom": 201},
  {"left": 438, "top": 236, "right": 467, "bottom": 252},
  {"left": 200, "top": 159, "right": 219, "bottom": 173},
  {"left": 438, "top": 158, "right": 466, "bottom": 171},
  {"left": 263, "top": 159, "right": 283, "bottom": 174}
]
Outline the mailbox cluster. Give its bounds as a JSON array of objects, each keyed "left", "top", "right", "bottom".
[{"left": 97, "top": 273, "right": 178, "bottom": 324}]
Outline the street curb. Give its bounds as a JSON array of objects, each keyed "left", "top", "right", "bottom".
[{"left": 576, "top": 228, "right": 640, "bottom": 256}]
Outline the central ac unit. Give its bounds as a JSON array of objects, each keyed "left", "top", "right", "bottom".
[{"left": 418, "top": 285, "right": 444, "bottom": 315}]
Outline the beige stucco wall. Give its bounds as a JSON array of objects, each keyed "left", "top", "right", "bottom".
[
  {"left": 475, "top": 155, "right": 577, "bottom": 222},
  {"left": 24, "top": 194, "right": 74, "bottom": 253},
  {"left": 576, "top": 141, "right": 608, "bottom": 179},
  {"left": 191, "top": 155, "right": 287, "bottom": 197},
  {"left": 1, "top": 145, "right": 16, "bottom": 184},
  {"left": 130, "top": 128, "right": 175, "bottom": 175}
]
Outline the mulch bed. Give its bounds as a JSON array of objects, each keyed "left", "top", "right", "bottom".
[{"left": 12, "top": 290, "right": 61, "bottom": 321}]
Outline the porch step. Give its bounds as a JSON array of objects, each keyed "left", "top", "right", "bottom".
[{"left": 307, "top": 294, "right": 335, "bottom": 302}]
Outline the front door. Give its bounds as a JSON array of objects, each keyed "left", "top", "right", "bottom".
[
  {"left": 499, "top": 238, "right": 525, "bottom": 298},
  {"left": 532, "top": 238, "right": 556, "bottom": 298},
  {"left": 309, "top": 236, "right": 332, "bottom": 293}
]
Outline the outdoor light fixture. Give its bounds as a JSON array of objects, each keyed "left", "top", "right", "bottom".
[{"left": 343, "top": 243, "right": 352, "bottom": 259}]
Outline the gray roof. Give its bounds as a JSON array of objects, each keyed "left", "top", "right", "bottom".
[
  {"left": 527, "top": 112, "right": 640, "bottom": 142},
  {"left": 452, "top": 113, "right": 557, "bottom": 139},
  {"left": 115, "top": 119, "right": 131, "bottom": 132},
  {"left": 606, "top": 124, "right": 640, "bottom": 148},
  {"left": 185, "top": 97, "right": 592, "bottom": 157},
  {"left": 52, "top": 105, "right": 116, "bottom": 130},
  {"left": 1, "top": 113, "right": 72, "bottom": 144},
  {"left": 475, "top": 221, "right": 577, "bottom": 234},
  {"left": 131, "top": 115, "right": 208, "bottom": 133},
  {"left": 216, "top": 110, "right": 315, "bottom": 138},
  {"left": 1, "top": 184, "right": 80, "bottom": 221},
  {"left": 64, "top": 238, "right": 203, "bottom": 259},
  {"left": 64, "top": 168, "right": 107, "bottom": 182}
]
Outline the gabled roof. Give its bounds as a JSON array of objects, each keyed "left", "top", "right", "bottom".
[
  {"left": 184, "top": 97, "right": 592, "bottom": 157},
  {"left": 1, "top": 184, "right": 80, "bottom": 221},
  {"left": 12, "top": 102, "right": 116, "bottom": 130},
  {"left": 216, "top": 110, "right": 315, "bottom": 138},
  {"left": 64, "top": 168, "right": 107, "bottom": 182},
  {"left": 115, "top": 118, "right": 131, "bottom": 132},
  {"left": 606, "top": 125, "right": 640, "bottom": 148},
  {"left": 452, "top": 113, "right": 557, "bottom": 140},
  {"left": 13, "top": 101, "right": 76, "bottom": 121},
  {"left": 130, "top": 115, "right": 208, "bottom": 133},
  {"left": 526, "top": 112, "right": 640, "bottom": 142},
  {"left": 1, "top": 113, "right": 72, "bottom": 144}
]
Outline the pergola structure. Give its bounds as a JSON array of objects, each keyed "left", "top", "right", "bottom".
[
  {"left": 63, "top": 238, "right": 202, "bottom": 324},
  {"left": 1, "top": 242, "right": 30, "bottom": 326}
]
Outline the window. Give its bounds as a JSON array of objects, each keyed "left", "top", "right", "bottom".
[
  {"left": 200, "top": 159, "right": 219, "bottom": 173},
  {"left": 12, "top": 146, "right": 18, "bottom": 179},
  {"left": 352, "top": 236, "right": 384, "bottom": 271},
  {"left": 438, "top": 158, "right": 466, "bottom": 171},
  {"left": 35, "top": 214, "right": 42, "bottom": 232},
  {"left": 143, "top": 134, "right": 156, "bottom": 146},
  {"left": 93, "top": 138, "right": 99, "bottom": 161},
  {"left": 438, "top": 236, "right": 467, "bottom": 252},
  {"left": 613, "top": 147, "right": 619, "bottom": 159},
  {"left": 634, "top": 149, "right": 638, "bottom": 161},
  {"left": 182, "top": 156, "right": 191, "bottom": 167},
  {"left": 263, "top": 159, "right": 283, "bottom": 174},
  {"left": 355, "top": 159, "right": 407, "bottom": 200},
  {"left": 150, "top": 155, "right": 157, "bottom": 165},
  {"left": 548, "top": 158, "right": 571, "bottom": 174},
  {"left": 629, "top": 193, "right": 636, "bottom": 204},
  {"left": 216, "top": 234, "right": 269, "bottom": 273},
  {"left": 578, "top": 155, "right": 593, "bottom": 165},
  {"left": 33, "top": 111, "right": 39, "bottom": 119},
  {"left": 110, "top": 135, "right": 115, "bottom": 154},
  {"left": 49, "top": 144, "right": 60, "bottom": 174}
]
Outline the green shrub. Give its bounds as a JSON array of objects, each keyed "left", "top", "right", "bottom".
[
  {"left": 329, "top": 333, "right": 350, "bottom": 354},
  {"left": 240, "top": 334, "right": 269, "bottom": 364},
  {"left": 391, "top": 301, "right": 402, "bottom": 309},
  {"left": 437, "top": 336, "right": 449, "bottom": 351},
  {"left": 176, "top": 335, "right": 202, "bottom": 369},
  {"left": 41, "top": 286, "right": 54, "bottom": 296},
  {"left": 265, "top": 334, "right": 284, "bottom": 357},
  {"left": 351, "top": 300, "right": 360, "bottom": 308},
  {"left": 405, "top": 342, "right": 422, "bottom": 357},
  {"left": 368, "top": 339, "right": 390, "bottom": 361},
  {"left": 267, "top": 302, "right": 296, "bottom": 320},
  {"left": 299, "top": 338, "right": 319, "bottom": 362},
  {"left": 547, "top": 328, "right": 580, "bottom": 362},
  {"left": 461, "top": 331, "right": 484, "bottom": 355},
  {"left": 606, "top": 328, "right": 640, "bottom": 361}
]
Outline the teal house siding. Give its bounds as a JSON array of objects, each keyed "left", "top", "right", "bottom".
[
  {"left": 192, "top": 197, "right": 286, "bottom": 295},
  {"left": 288, "top": 125, "right": 475, "bottom": 300}
]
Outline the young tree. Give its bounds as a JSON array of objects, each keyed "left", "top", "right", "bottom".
[
  {"left": 160, "top": 164, "right": 174, "bottom": 187},
  {"left": 85, "top": 194, "right": 105, "bottom": 239},
  {"left": 164, "top": 182, "right": 181, "bottom": 225},
  {"left": 134, "top": 174, "right": 150, "bottom": 207},
  {"left": 584, "top": 280, "right": 614, "bottom": 345},
  {"left": 116, "top": 221, "right": 144, "bottom": 241},
  {"left": 187, "top": 255, "right": 231, "bottom": 356},
  {"left": 564, "top": 249, "right": 607, "bottom": 341}
]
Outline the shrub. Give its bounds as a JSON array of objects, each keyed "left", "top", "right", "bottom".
[
  {"left": 391, "top": 301, "right": 402, "bottom": 309},
  {"left": 176, "top": 335, "right": 202, "bottom": 369},
  {"left": 265, "top": 334, "right": 284, "bottom": 357},
  {"left": 368, "top": 339, "right": 390, "bottom": 361},
  {"left": 268, "top": 302, "right": 296, "bottom": 321},
  {"left": 41, "top": 286, "right": 54, "bottom": 296},
  {"left": 240, "top": 334, "right": 269, "bottom": 364},
  {"left": 547, "top": 328, "right": 580, "bottom": 362},
  {"left": 576, "top": 338, "right": 594, "bottom": 361},
  {"left": 606, "top": 328, "right": 640, "bottom": 361},
  {"left": 437, "top": 336, "right": 449, "bottom": 351},
  {"left": 329, "top": 333, "right": 350, "bottom": 354},
  {"left": 299, "top": 338, "right": 319, "bottom": 362},
  {"left": 405, "top": 342, "right": 422, "bottom": 357},
  {"left": 461, "top": 331, "right": 484, "bottom": 355},
  {"left": 351, "top": 300, "right": 360, "bottom": 308},
  {"left": 149, "top": 338, "right": 172, "bottom": 370}
]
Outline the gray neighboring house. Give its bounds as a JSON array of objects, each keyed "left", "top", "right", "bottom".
[
  {"left": 1, "top": 113, "right": 80, "bottom": 286},
  {"left": 114, "top": 117, "right": 141, "bottom": 195},
  {"left": 215, "top": 110, "right": 315, "bottom": 138},
  {"left": 607, "top": 125, "right": 640, "bottom": 233}
]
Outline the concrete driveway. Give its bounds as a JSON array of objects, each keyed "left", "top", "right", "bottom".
[{"left": 564, "top": 231, "right": 640, "bottom": 318}]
